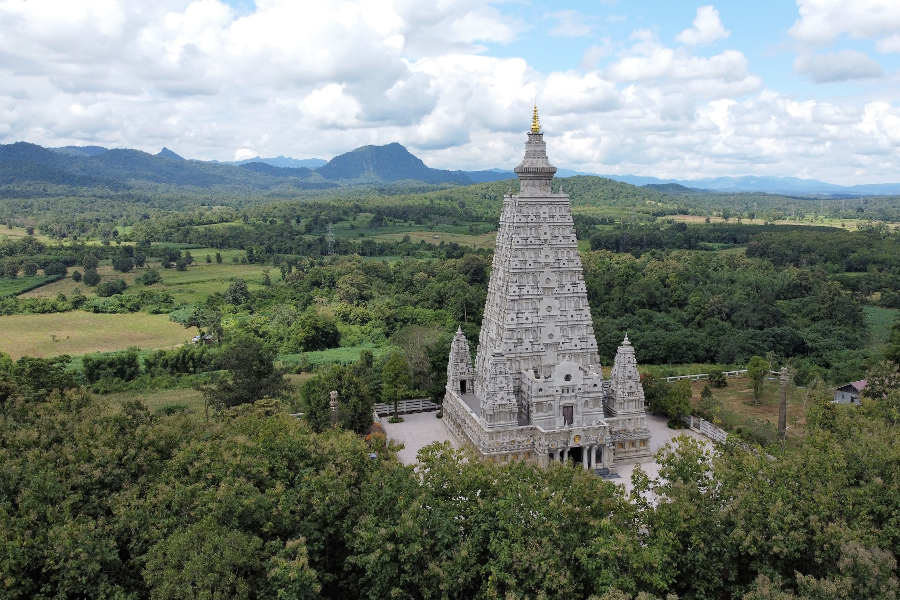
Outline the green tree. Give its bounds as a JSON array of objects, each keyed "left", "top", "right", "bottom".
[
  {"left": 3, "top": 258, "right": 18, "bottom": 279},
  {"left": 224, "top": 278, "right": 251, "bottom": 305},
  {"left": 44, "top": 261, "right": 67, "bottom": 277},
  {"left": 215, "top": 252, "right": 222, "bottom": 263},
  {"left": 381, "top": 352, "right": 411, "bottom": 419},
  {"left": 22, "top": 261, "right": 39, "bottom": 276},
  {"left": 287, "top": 310, "right": 340, "bottom": 352},
  {"left": 748, "top": 356, "right": 769, "bottom": 405},
  {"left": 14, "top": 355, "right": 77, "bottom": 401},
  {"left": 143, "top": 519, "right": 264, "bottom": 600},
  {"left": 82, "top": 267, "right": 101, "bottom": 286},
  {"left": 699, "top": 385, "right": 721, "bottom": 423},
  {"left": 112, "top": 255, "right": 133, "bottom": 273},
  {"left": 300, "top": 364, "right": 374, "bottom": 434},
  {"left": 136, "top": 268, "right": 161, "bottom": 285},
  {"left": 200, "top": 334, "right": 290, "bottom": 411}
]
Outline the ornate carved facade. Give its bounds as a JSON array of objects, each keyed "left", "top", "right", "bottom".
[{"left": 444, "top": 108, "right": 652, "bottom": 471}]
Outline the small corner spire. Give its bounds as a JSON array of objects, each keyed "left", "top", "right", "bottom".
[{"left": 531, "top": 104, "right": 541, "bottom": 133}]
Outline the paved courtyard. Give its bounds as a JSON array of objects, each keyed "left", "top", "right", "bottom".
[
  {"left": 380, "top": 411, "right": 460, "bottom": 465},
  {"left": 381, "top": 409, "right": 708, "bottom": 489}
]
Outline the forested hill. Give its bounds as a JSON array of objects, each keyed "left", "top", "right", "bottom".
[
  {"left": 316, "top": 142, "right": 473, "bottom": 185},
  {"left": 0, "top": 142, "right": 340, "bottom": 193}
]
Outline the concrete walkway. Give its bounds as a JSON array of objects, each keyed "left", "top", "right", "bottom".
[{"left": 380, "top": 411, "right": 460, "bottom": 465}]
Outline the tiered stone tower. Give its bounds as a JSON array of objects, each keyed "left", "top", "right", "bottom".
[{"left": 444, "top": 108, "right": 651, "bottom": 470}]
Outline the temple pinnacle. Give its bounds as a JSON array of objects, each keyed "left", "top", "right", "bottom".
[{"left": 531, "top": 104, "right": 541, "bottom": 133}]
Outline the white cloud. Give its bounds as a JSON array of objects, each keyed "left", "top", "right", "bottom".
[
  {"left": 547, "top": 10, "right": 591, "bottom": 38},
  {"left": 580, "top": 38, "right": 613, "bottom": 70},
  {"left": 1, "top": 0, "right": 900, "bottom": 184},
  {"left": 876, "top": 33, "right": 900, "bottom": 53},
  {"left": 795, "top": 49, "right": 884, "bottom": 83},
  {"left": 675, "top": 6, "right": 730, "bottom": 47},
  {"left": 789, "top": 0, "right": 900, "bottom": 45}
]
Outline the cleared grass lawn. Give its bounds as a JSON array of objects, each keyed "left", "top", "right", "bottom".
[
  {"left": 686, "top": 376, "right": 809, "bottom": 444},
  {"left": 0, "top": 312, "right": 197, "bottom": 359}
]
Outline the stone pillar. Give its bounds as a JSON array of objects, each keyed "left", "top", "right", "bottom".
[
  {"left": 601, "top": 444, "right": 609, "bottom": 468},
  {"left": 329, "top": 390, "right": 339, "bottom": 426},
  {"left": 563, "top": 447, "right": 569, "bottom": 463},
  {"left": 588, "top": 444, "right": 595, "bottom": 469},
  {"left": 582, "top": 447, "right": 588, "bottom": 469}
]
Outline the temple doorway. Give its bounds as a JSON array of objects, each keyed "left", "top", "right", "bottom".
[
  {"left": 568, "top": 446, "right": 583, "bottom": 466},
  {"left": 460, "top": 380, "right": 466, "bottom": 394}
]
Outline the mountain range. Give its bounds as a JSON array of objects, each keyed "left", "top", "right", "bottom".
[{"left": 0, "top": 140, "right": 897, "bottom": 196}]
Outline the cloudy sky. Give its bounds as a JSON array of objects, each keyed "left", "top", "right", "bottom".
[{"left": 2, "top": 0, "right": 900, "bottom": 183}]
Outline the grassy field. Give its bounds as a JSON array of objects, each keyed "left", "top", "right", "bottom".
[
  {"left": 20, "top": 259, "right": 268, "bottom": 305},
  {"left": 279, "top": 344, "right": 399, "bottom": 368},
  {"left": 365, "top": 230, "right": 497, "bottom": 250},
  {"left": 0, "top": 275, "right": 61, "bottom": 298},
  {"left": 0, "top": 312, "right": 197, "bottom": 359},
  {"left": 101, "top": 372, "right": 315, "bottom": 418},
  {"left": 668, "top": 214, "right": 896, "bottom": 229},
  {"left": 686, "top": 376, "right": 810, "bottom": 445},
  {"left": 864, "top": 305, "right": 897, "bottom": 349}
]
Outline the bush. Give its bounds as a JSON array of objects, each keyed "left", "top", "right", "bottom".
[
  {"left": 95, "top": 279, "right": 127, "bottom": 297},
  {"left": 708, "top": 368, "right": 727, "bottom": 388},
  {"left": 136, "top": 268, "right": 162, "bottom": 286},
  {"left": 145, "top": 345, "right": 214, "bottom": 376},
  {"left": 113, "top": 255, "right": 134, "bottom": 273},
  {"left": 82, "top": 347, "right": 141, "bottom": 384},
  {"left": 741, "top": 417, "right": 779, "bottom": 447},
  {"left": 44, "top": 261, "right": 68, "bottom": 277},
  {"left": 154, "top": 403, "right": 189, "bottom": 416},
  {"left": 83, "top": 268, "right": 101, "bottom": 286},
  {"left": 22, "top": 262, "right": 38, "bottom": 276},
  {"left": 71, "top": 270, "right": 82, "bottom": 282}
]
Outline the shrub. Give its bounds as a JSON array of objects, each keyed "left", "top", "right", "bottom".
[
  {"left": 136, "top": 268, "right": 162, "bottom": 286},
  {"left": 95, "top": 279, "right": 127, "bottom": 297},
  {"left": 112, "top": 255, "right": 134, "bottom": 273},
  {"left": 154, "top": 403, "right": 189, "bottom": 415},
  {"left": 71, "top": 270, "right": 82, "bottom": 282},
  {"left": 708, "top": 368, "right": 727, "bottom": 388},
  {"left": 145, "top": 345, "right": 214, "bottom": 376},
  {"left": 82, "top": 268, "right": 101, "bottom": 286},
  {"left": 44, "top": 261, "right": 68, "bottom": 277},
  {"left": 82, "top": 347, "right": 141, "bottom": 384}
]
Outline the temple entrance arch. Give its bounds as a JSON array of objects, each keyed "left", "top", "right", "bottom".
[{"left": 568, "top": 446, "right": 583, "bottom": 466}]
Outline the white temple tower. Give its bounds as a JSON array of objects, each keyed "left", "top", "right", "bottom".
[{"left": 443, "top": 107, "right": 651, "bottom": 470}]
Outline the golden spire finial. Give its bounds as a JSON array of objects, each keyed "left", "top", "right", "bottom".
[{"left": 531, "top": 103, "right": 541, "bottom": 133}]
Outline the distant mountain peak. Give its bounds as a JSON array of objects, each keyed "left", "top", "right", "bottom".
[
  {"left": 317, "top": 142, "right": 472, "bottom": 185},
  {"left": 157, "top": 147, "right": 184, "bottom": 161}
]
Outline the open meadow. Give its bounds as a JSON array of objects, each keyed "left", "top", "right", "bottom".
[
  {"left": 20, "top": 255, "right": 268, "bottom": 305},
  {"left": 0, "top": 312, "right": 196, "bottom": 359}
]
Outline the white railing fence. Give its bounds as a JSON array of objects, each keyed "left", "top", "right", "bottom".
[
  {"left": 681, "top": 415, "right": 728, "bottom": 444},
  {"left": 374, "top": 398, "right": 440, "bottom": 417},
  {"left": 664, "top": 369, "right": 747, "bottom": 383}
]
